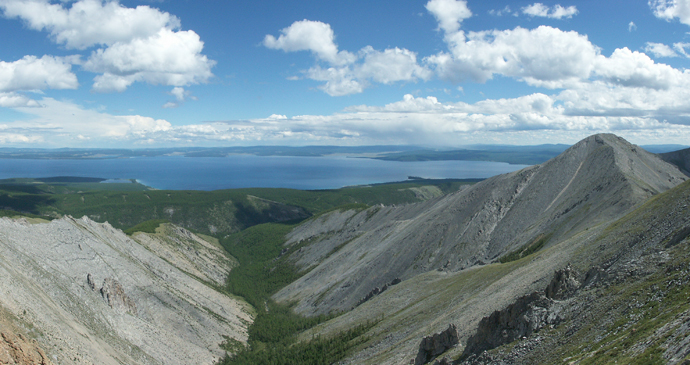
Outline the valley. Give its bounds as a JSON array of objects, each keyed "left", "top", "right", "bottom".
[{"left": 1, "top": 134, "right": 690, "bottom": 364}]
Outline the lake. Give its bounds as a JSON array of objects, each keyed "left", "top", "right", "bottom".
[{"left": 0, "top": 155, "right": 529, "bottom": 190}]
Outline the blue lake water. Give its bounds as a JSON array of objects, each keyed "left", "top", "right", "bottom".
[{"left": 0, "top": 155, "right": 529, "bottom": 191}]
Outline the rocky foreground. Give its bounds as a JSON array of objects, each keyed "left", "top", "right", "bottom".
[{"left": 0, "top": 217, "right": 252, "bottom": 364}]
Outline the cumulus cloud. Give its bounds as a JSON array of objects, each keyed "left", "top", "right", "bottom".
[
  {"left": 629, "top": 21, "right": 637, "bottom": 31},
  {"left": 423, "top": 1, "right": 689, "bottom": 95},
  {"left": 645, "top": 42, "right": 679, "bottom": 57},
  {"left": 594, "top": 48, "right": 684, "bottom": 90},
  {"left": 0, "top": 0, "right": 180, "bottom": 49},
  {"left": 426, "top": 26, "right": 598, "bottom": 88},
  {"left": 264, "top": 20, "right": 429, "bottom": 96},
  {"left": 0, "top": 0, "right": 214, "bottom": 92},
  {"left": 0, "top": 92, "right": 41, "bottom": 107},
  {"left": 650, "top": 0, "right": 690, "bottom": 25},
  {"left": 0, "top": 55, "right": 78, "bottom": 92},
  {"left": 84, "top": 28, "right": 213, "bottom": 92},
  {"left": 425, "top": 0, "right": 472, "bottom": 34},
  {"left": 522, "top": 3, "right": 578, "bottom": 19},
  {"left": 263, "top": 20, "right": 355, "bottom": 65}
]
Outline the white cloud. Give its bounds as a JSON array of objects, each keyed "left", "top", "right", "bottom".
[
  {"left": 674, "top": 42, "right": 690, "bottom": 56},
  {"left": 522, "top": 3, "right": 578, "bottom": 19},
  {"left": 355, "top": 47, "right": 431, "bottom": 84},
  {"left": 5, "top": 88, "right": 690, "bottom": 147},
  {"left": 425, "top": 0, "right": 472, "bottom": 34},
  {"left": 0, "top": 92, "right": 41, "bottom": 107},
  {"left": 594, "top": 47, "right": 684, "bottom": 90},
  {"left": 629, "top": 21, "right": 637, "bottom": 31},
  {"left": 0, "top": 0, "right": 180, "bottom": 50},
  {"left": 0, "top": 0, "right": 214, "bottom": 92},
  {"left": 650, "top": 0, "right": 690, "bottom": 25},
  {"left": 171, "top": 87, "right": 186, "bottom": 102},
  {"left": 6, "top": 97, "right": 172, "bottom": 144},
  {"left": 263, "top": 20, "right": 355, "bottom": 65},
  {"left": 0, "top": 55, "right": 78, "bottom": 92},
  {"left": 265, "top": 20, "right": 429, "bottom": 96},
  {"left": 84, "top": 28, "right": 214, "bottom": 92},
  {"left": 489, "top": 6, "right": 515, "bottom": 17},
  {"left": 645, "top": 42, "right": 679, "bottom": 57},
  {"left": 306, "top": 66, "right": 363, "bottom": 96},
  {"left": 426, "top": 26, "right": 599, "bottom": 88}
]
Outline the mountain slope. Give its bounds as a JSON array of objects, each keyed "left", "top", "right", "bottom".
[
  {"left": 0, "top": 217, "right": 252, "bottom": 365},
  {"left": 274, "top": 134, "right": 687, "bottom": 317},
  {"left": 660, "top": 146, "right": 690, "bottom": 176}
]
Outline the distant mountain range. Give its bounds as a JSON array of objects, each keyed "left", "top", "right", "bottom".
[{"left": 0, "top": 143, "right": 687, "bottom": 166}]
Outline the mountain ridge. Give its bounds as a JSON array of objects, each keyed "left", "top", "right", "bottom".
[{"left": 274, "top": 134, "right": 687, "bottom": 317}]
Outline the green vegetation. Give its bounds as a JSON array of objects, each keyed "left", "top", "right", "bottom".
[
  {"left": 222, "top": 222, "right": 302, "bottom": 308},
  {"left": 0, "top": 209, "right": 50, "bottom": 220},
  {"left": 499, "top": 233, "right": 551, "bottom": 263},
  {"left": 219, "top": 220, "right": 379, "bottom": 364},
  {"left": 0, "top": 177, "right": 477, "bottom": 236},
  {"left": 220, "top": 318, "right": 378, "bottom": 365},
  {"left": 123, "top": 219, "right": 169, "bottom": 235}
]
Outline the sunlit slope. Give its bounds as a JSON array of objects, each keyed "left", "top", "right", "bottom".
[
  {"left": 0, "top": 217, "right": 251, "bottom": 365},
  {"left": 274, "top": 134, "right": 687, "bottom": 317},
  {"left": 295, "top": 167, "right": 690, "bottom": 365}
]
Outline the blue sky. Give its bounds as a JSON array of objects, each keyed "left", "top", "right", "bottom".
[{"left": 1, "top": 0, "right": 690, "bottom": 147}]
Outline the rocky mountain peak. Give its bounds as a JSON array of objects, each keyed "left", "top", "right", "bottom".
[{"left": 274, "top": 134, "right": 687, "bottom": 317}]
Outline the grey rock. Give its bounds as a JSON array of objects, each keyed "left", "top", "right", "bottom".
[
  {"left": 99, "top": 278, "right": 137, "bottom": 315},
  {"left": 0, "top": 216, "right": 252, "bottom": 365},
  {"left": 275, "top": 134, "right": 687, "bottom": 316},
  {"left": 463, "top": 292, "right": 554, "bottom": 356},
  {"left": 415, "top": 324, "right": 459, "bottom": 365},
  {"left": 545, "top": 264, "right": 580, "bottom": 300}
]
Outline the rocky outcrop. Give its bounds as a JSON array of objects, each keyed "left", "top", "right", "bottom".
[
  {"left": 462, "top": 292, "right": 555, "bottom": 356},
  {"left": 545, "top": 264, "right": 580, "bottom": 300},
  {"left": 356, "top": 278, "right": 401, "bottom": 307},
  {"left": 0, "top": 332, "right": 53, "bottom": 365},
  {"left": 414, "top": 324, "right": 459, "bottom": 365},
  {"left": 99, "top": 278, "right": 137, "bottom": 315},
  {"left": 87, "top": 274, "right": 137, "bottom": 314},
  {"left": 463, "top": 266, "right": 581, "bottom": 356}
]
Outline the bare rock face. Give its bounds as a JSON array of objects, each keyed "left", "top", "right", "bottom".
[
  {"left": 0, "top": 216, "right": 252, "bottom": 365},
  {"left": 414, "top": 324, "right": 459, "bottom": 365},
  {"left": 99, "top": 278, "right": 137, "bottom": 315},
  {"left": 545, "top": 264, "right": 580, "bottom": 300},
  {"left": 660, "top": 147, "right": 690, "bottom": 176},
  {"left": 463, "top": 292, "right": 554, "bottom": 356},
  {"left": 0, "top": 331, "right": 53, "bottom": 365}
]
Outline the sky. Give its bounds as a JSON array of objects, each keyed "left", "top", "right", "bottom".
[{"left": 1, "top": 0, "right": 690, "bottom": 148}]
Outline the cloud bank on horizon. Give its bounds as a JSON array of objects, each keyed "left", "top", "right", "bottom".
[{"left": 1, "top": 0, "right": 690, "bottom": 147}]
